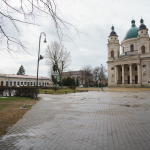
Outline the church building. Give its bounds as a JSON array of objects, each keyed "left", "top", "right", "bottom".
[{"left": 107, "top": 19, "right": 150, "bottom": 87}]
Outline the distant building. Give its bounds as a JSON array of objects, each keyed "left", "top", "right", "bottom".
[
  {"left": 0, "top": 74, "right": 50, "bottom": 86},
  {"left": 107, "top": 18, "right": 150, "bottom": 87},
  {"left": 62, "top": 70, "right": 93, "bottom": 86}
]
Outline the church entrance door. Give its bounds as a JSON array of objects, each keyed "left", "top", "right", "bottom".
[
  {"left": 135, "top": 75, "right": 138, "bottom": 84},
  {"left": 128, "top": 76, "right": 130, "bottom": 84}
]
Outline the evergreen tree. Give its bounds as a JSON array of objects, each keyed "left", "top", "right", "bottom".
[
  {"left": 17, "top": 65, "right": 25, "bottom": 75},
  {"left": 62, "top": 77, "right": 74, "bottom": 86}
]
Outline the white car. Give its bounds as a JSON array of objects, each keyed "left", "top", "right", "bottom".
[{"left": 79, "top": 85, "right": 83, "bottom": 88}]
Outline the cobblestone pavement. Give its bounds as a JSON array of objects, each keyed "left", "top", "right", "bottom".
[{"left": 0, "top": 91, "right": 150, "bottom": 150}]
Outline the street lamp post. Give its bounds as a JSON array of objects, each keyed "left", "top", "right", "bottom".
[
  {"left": 101, "top": 64, "right": 103, "bottom": 91},
  {"left": 35, "top": 32, "right": 47, "bottom": 99},
  {"left": 97, "top": 71, "right": 99, "bottom": 87}
]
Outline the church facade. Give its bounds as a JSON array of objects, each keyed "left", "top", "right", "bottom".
[{"left": 107, "top": 19, "right": 150, "bottom": 87}]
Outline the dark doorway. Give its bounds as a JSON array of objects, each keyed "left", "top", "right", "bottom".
[
  {"left": 121, "top": 76, "right": 122, "bottom": 84},
  {"left": 1, "top": 81, "right": 3, "bottom": 86},
  {"left": 128, "top": 76, "right": 130, "bottom": 84},
  {"left": 135, "top": 75, "right": 138, "bottom": 84}
]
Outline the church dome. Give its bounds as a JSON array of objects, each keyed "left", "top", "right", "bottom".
[{"left": 124, "top": 20, "right": 139, "bottom": 40}]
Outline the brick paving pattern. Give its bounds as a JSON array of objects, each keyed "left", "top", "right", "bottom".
[{"left": 0, "top": 91, "right": 150, "bottom": 150}]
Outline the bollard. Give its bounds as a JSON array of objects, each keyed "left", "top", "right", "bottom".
[
  {"left": 44, "top": 91, "right": 47, "bottom": 94},
  {"left": 74, "top": 90, "right": 76, "bottom": 93},
  {"left": 65, "top": 90, "right": 68, "bottom": 94}
]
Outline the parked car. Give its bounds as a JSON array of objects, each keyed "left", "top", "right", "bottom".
[{"left": 79, "top": 85, "right": 83, "bottom": 88}]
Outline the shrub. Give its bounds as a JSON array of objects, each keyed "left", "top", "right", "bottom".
[{"left": 68, "top": 86, "right": 77, "bottom": 90}]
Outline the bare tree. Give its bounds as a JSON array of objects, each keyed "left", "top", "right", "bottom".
[
  {"left": 93, "top": 65, "right": 107, "bottom": 86},
  {"left": 93, "top": 66, "right": 100, "bottom": 86},
  {"left": 98, "top": 64, "right": 107, "bottom": 85},
  {"left": 45, "top": 41, "right": 71, "bottom": 84},
  {"left": 81, "top": 65, "right": 93, "bottom": 86},
  {"left": 0, "top": 0, "right": 78, "bottom": 52}
]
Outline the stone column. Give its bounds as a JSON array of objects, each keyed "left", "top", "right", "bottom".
[
  {"left": 137, "top": 64, "right": 141, "bottom": 84},
  {"left": 115, "top": 65, "right": 117, "bottom": 84},
  {"left": 129, "top": 64, "right": 132, "bottom": 84},
  {"left": 122, "top": 65, "right": 124, "bottom": 84}
]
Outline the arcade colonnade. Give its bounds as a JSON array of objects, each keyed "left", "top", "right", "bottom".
[{"left": 114, "top": 63, "right": 141, "bottom": 85}]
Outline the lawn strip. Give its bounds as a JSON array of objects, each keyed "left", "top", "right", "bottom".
[{"left": 0, "top": 97, "right": 38, "bottom": 137}]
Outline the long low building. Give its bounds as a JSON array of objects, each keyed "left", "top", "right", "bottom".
[
  {"left": 62, "top": 70, "right": 93, "bottom": 86},
  {"left": 0, "top": 74, "right": 50, "bottom": 86}
]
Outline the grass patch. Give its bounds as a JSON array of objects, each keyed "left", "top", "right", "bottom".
[
  {"left": 0, "top": 96, "right": 38, "bottom": 137},
  {"left": 39, "top": 88, "right": 75, "bottom": 94}
]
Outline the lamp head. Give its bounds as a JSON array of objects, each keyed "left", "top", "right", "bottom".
[
  {"left": 40, "top": 55, "right": 44, "bottom": 60},
  {"left": 43, "top": 38, "right": 47, "bottom": 43}
]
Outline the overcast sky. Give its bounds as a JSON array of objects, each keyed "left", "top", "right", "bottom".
[{"left": 1, "top": 0, "right": 150, "bottom": 77}]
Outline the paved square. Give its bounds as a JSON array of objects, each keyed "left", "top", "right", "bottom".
[{"left": 0, "top": 91, "right": 150, "bottom": 150}]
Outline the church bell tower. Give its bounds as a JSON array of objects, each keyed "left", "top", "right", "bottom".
[{"left": 107, "top": 25, "right": 120, "bottom": 61}]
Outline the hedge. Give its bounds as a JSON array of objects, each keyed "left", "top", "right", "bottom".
[{"left": 0, "top": 86, "right": 39, "bottom": 99}]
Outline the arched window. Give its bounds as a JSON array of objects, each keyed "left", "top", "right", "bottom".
[
  {"left": 141, "top": 46, "right": 145, "bottom": 53},
  {"left": 1, "top": 81, "right": 3, "bottom": 86},
  {"left": 123, "top": 47, "right": 124, "bottom": 53},
  {"left": 130, "top": 44, "right": 134, "bottom": 51},
  {"left": 111, "top": 50, "right": 114, "bottom": 58}
]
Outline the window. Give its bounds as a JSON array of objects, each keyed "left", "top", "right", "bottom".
[
  {"left": 111, "top": 67, "right": 114, "bottom": 70},
  {"left": 10, "top": 81, "right": 12, "bottom": 86},
  {"left": 120, "top": 68, "right": 122, "bottom": 71},
  {"left": 141, "top": 46, "right": 145, "bottom": 53},
  {"left": 127, "top": 68, "right": 129, "bottom": 71},
  {"left": 6, "top": 81, "right": 8, "bottom": 86},
  {"left": 17, "top": 82, "right": 19, "bottom": 85},
  {"left": 130, "top": 44, "right": 134, "bottom": 51},
  {"left": 111, "top": 38, "right": 113, "bottom": 39},
  {"left": 141, "top": 31, "right": 143, "bottom": 33},
  {"left": 123, "top": 47, "right": 124, "bottom": 53},
  {"left": 143, "top": 65, "right": 146, "bottom": 67},
  {"left": 135, "top": 67, "right": 137, "bottom": 70},
  {"left": 111, "top": 50, "right": 114, "bottom": 58},
  {"left": 14, "top": 82, "right": 16, "bottom": 86},
  {"left": 21, "top": 82, "right": 23, "bottom": 85},
  {"left": 1, "top": 81, "right": 3, "bottom": 86}
]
